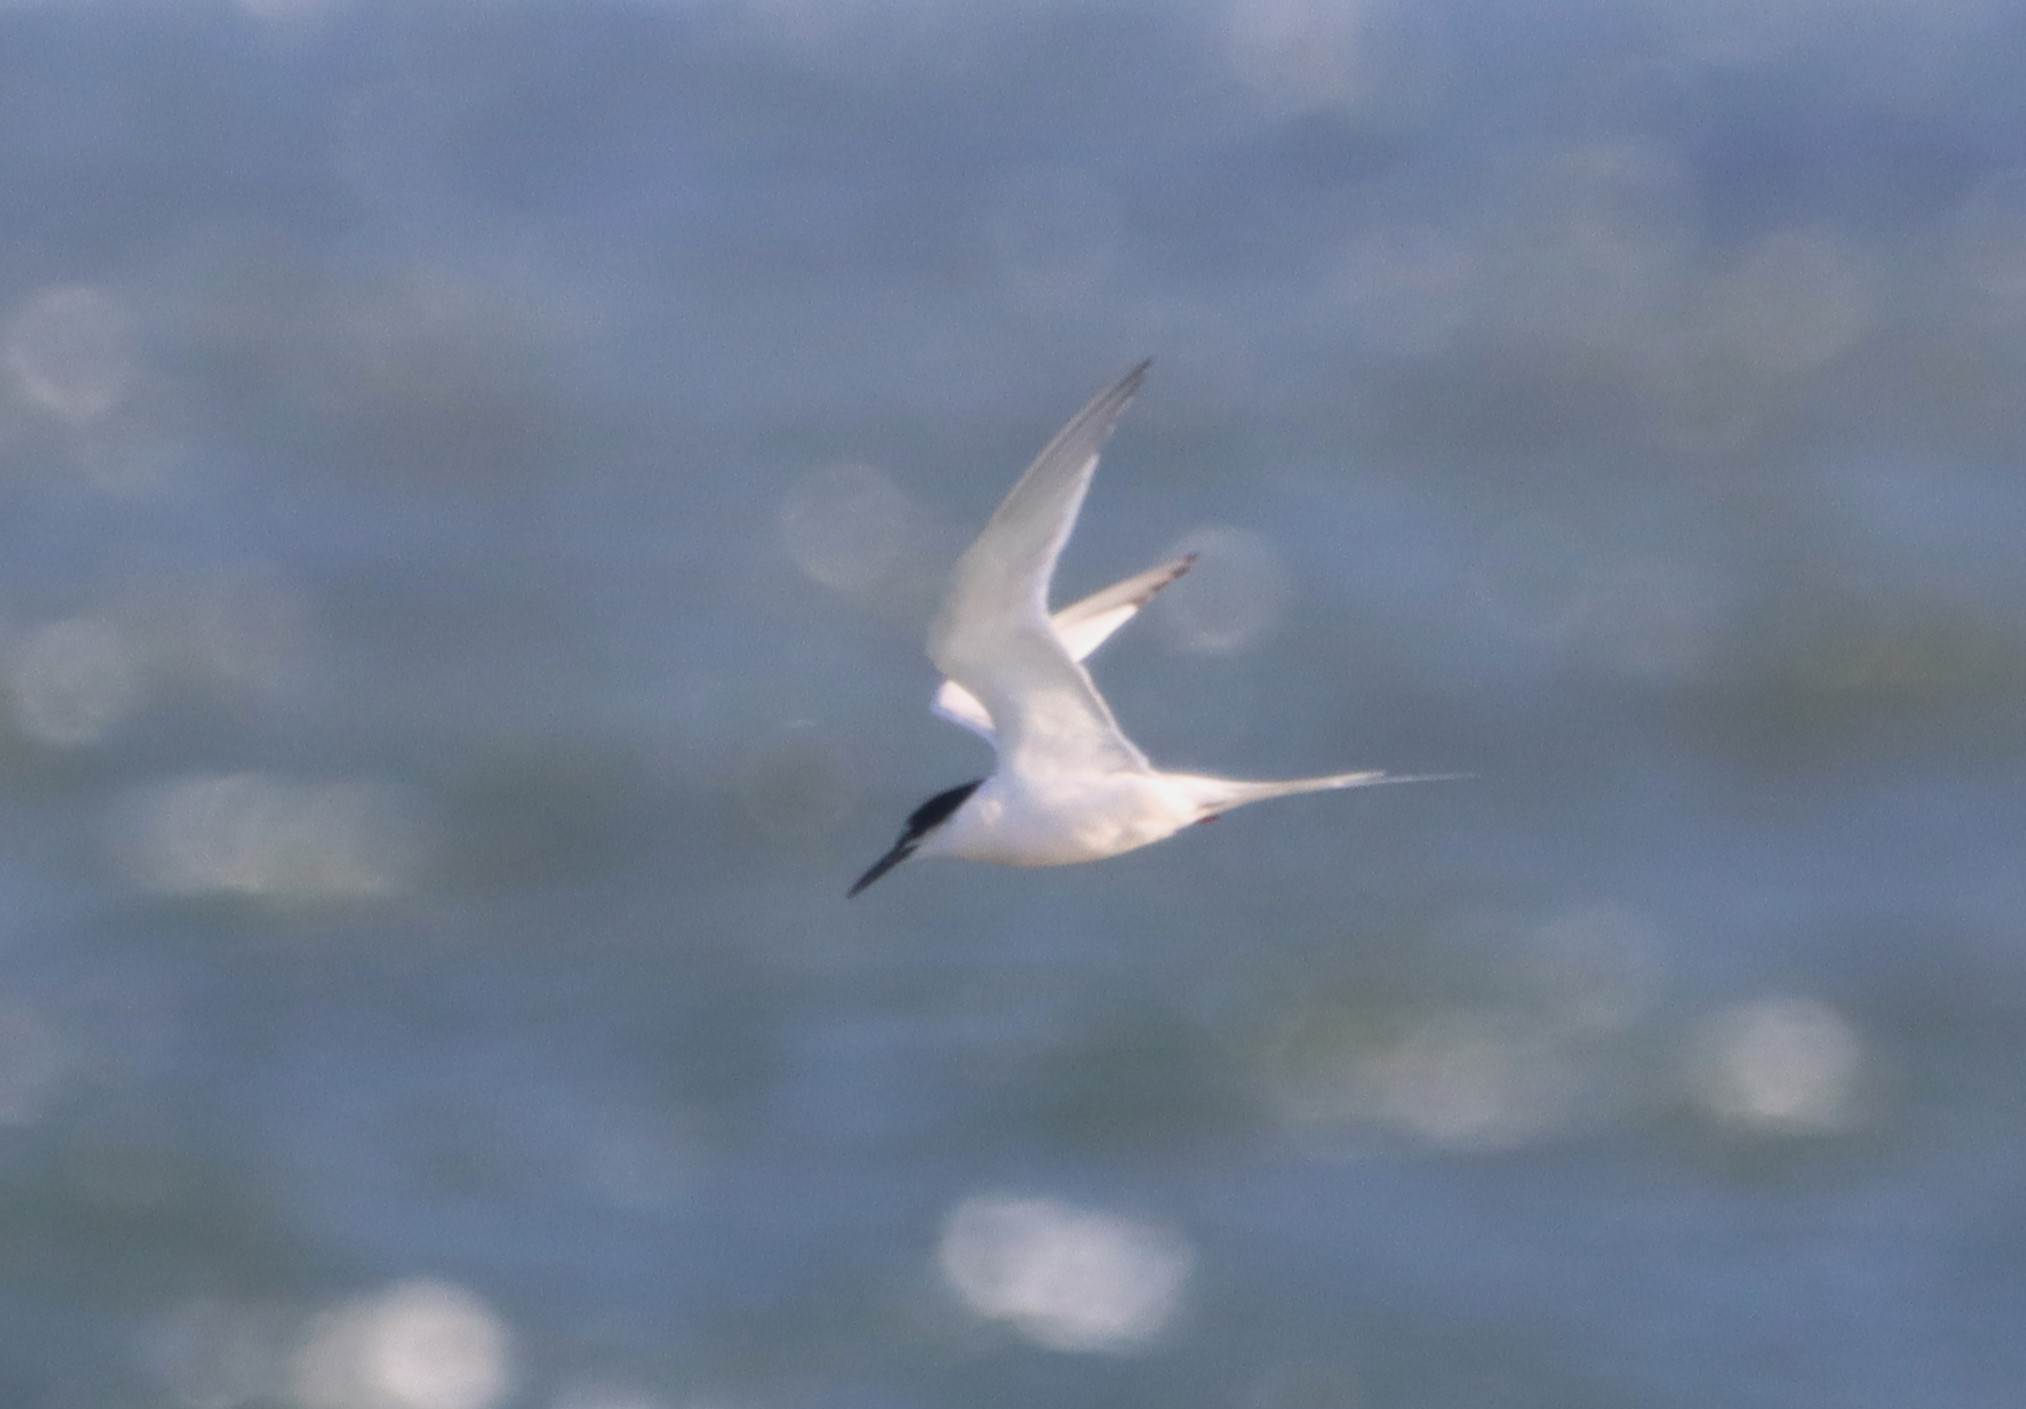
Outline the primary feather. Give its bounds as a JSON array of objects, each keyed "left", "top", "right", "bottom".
[{"left": 927, "top": 361, "right": 1154, "bottom": 777}]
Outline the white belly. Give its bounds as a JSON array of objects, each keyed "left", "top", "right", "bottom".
[{"left": 927, "top": 772, "right": 1203, "bottom": 867}]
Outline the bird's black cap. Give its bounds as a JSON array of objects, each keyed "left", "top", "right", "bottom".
[{"left": 848, "top": 779, "right": 983, "bottom": 897}]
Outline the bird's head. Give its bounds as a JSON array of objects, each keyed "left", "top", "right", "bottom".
[{"left": 848, "top": 778, "right": 983, "bottom": 897}]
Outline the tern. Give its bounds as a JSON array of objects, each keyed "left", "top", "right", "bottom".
[{"left": 850, "top": 361, "right": 1452, "bottom": 897}]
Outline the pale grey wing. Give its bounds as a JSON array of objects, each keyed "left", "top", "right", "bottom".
[
  {"left": 1051, "top": 554, "right": 1194, "bottom": 663},
  {"left": 928, "top": 363, "right": 1153, "bottom": 777},
  {"left": 928, "top": 554, "right": 1193, "bottom": 743},
  {"left": 929, "top": 680, "right": 997, "bottom": 740}
]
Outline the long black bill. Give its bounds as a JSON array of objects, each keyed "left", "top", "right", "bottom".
[{"left": 847, "top": 841, "right": 914, "bottom": 898}]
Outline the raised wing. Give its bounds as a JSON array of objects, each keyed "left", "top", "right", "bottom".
[
  {"left": 927, "top": 363, "right": 1154, "bottom": 776},
  {"left": 1053, "top": 554, "right": 1195, "bottom": 663},
  {"left": 930, "top": 554, "right": 1195, "bottom": 741}
]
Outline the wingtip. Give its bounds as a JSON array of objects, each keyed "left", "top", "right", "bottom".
[
  {"left": 1127, "top": 554, "right": 1194, "bottom": 607},
  {"left": 1154, "top": 552, "right": 1196, "bottom": 591}
]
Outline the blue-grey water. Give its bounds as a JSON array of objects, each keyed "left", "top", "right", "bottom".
[{"left": 4, "top": 3, "right": 2025, "bottom": 1406}]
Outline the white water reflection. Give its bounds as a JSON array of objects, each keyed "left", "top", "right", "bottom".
[
  {"left": 291, "top": 1280, "right": 514, "bottom": 1409},
  {"left": 1487, "top": 140, "right": 1696, "bottom": 354},
  {"left": 1707, "top": 228, "right": 1880, "bottom": 374},
  {"left": 3, "top": 284, "right": 136, "bottom": 422},
  {"left": 1159, "top": 526, "right": 1292, "bottom": 656},
  {"left": 1689, "top": 997, "right": 1867, "bottom": 1134},
  {"left": 780, "top": 462, "right": 914, "bottom": 594},
  {"left": 1363, "top": 1008, "right": 1575, "bottom": 1149},
  {"left": 938, "top": 1193, "right": 1194, "bottom": 1353},
  {"left": 114, "top": 773, "right": 428, "bottom": 902},
  {"left": 1224, "top": 0, "right": 1448, "bottom": 122}
]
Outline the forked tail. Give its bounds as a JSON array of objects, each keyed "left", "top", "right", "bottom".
[{"left": 1188, "top": 769, "right": 1471, "bottom": 815}]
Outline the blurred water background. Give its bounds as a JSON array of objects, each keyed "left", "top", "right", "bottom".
[{"left": 4, "top": 1, "right": 2026, "bottom": 1405}]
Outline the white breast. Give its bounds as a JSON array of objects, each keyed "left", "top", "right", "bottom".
[{"left": 922, "top": 772, "right": 1205, "bottom": 867}]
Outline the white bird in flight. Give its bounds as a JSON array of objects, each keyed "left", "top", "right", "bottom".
[{"left": 850, "top": 361, "right": 1454, "bottom": 897}]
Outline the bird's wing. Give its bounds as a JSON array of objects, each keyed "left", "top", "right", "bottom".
[
  {"left": 927, "top": 681, "right": 1000, "bottom": 741},
  {"left": 929, "top": 554, "right": 1194, "bottom": 742},
  {"left": 927, "top": 362, "right": 1154, "bottom": 776},
  {"left": 1052, "top": 554, "right": 1195, "bottom": 662}
]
